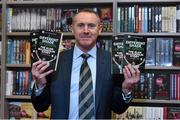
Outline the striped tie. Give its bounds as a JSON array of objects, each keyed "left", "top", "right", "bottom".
[{"left": 79, "top": 53, "right": 95, "bottom": 119}]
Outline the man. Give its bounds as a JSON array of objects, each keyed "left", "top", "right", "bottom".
[{"left": 31, "top": 9, "right": 140, "bottom": 119}]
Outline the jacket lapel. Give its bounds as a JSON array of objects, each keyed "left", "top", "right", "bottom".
[{"left": 95, "top": 48, "right": 106, "bottom": 114}]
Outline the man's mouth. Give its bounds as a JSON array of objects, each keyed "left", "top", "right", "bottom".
[{"left": 80, "top": 36, "right": 91, "bottom": 38}]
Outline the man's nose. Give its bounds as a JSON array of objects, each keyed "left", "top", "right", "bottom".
[{"left": 83, "top": 26, "right": 90, "bottom": 33}]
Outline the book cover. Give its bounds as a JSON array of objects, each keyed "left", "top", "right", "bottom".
[
  {"left": 112, "top": 35, "right": 147, "bottom": 74},
  {"left": 98, "top": 7, "right": 113, "bottom": 32},
  {"left": 30, "top": 30, "right": 63, "bottom": 71},
  {"left": 145, "top": 38, "right": 155, "bottom": 66},
  {"left": 123, "top": 35, "right": 147, "bottom": 72},
  {"left": 9, "top": 102, "right": 36, "bottom": 119},
  {"left": 154, "top": 73, "right": 170, "bottom": 100},
  {"left": 177, "top": 5, "right": 180, "bottom": 32},
  {"left": 168, "top": 107, "right": 180, "bottom": 119},
  {"left": 112, "top": 36, "right": 124, "bottom": 74},
  {"left": 61, "top": 8, "right": 78, "bottom": 32},
  {"left": 173, "top": 38, "right": 180, "bottom": 66}
]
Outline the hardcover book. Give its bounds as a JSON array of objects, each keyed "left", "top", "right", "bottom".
[
  {"left": 99, "top": 7, "right": 113, "bottom": 32},
  {"left": 168, "top": 107, "right": 180, "bottom": 119},
  {"left": 30, "top": 30, "right": 63, "bottom": 71},
  {"left": 112, "top": 35, "right": 147, "bottom": 74},
  {"left": 61, "top": 8, "right": 78, "bottom": 32},
  {"left": 154, "top": 73, "right": 170, "bottom": 100}
]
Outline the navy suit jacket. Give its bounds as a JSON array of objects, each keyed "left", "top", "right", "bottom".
[{"left": 31, "top": 47, "right": 129, "bottom": 119}]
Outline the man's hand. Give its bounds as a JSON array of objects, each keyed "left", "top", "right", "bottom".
[
  {"left": 32, "top": 60, "right": 54, "bottom": 88},
  {"left": 122, "top": 64, "right": 140, "bottom": 95}
]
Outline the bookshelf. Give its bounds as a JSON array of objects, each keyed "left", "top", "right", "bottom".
[{"left": 0, "top": 0, "right": 180, "bottom": 119}]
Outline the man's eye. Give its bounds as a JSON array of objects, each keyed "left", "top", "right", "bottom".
[
  {"left": 77, "top": 24, "right": 84, "bottom": 28},
  {"left": 88, "top": 24, "right": 96, "bottom": 28}
]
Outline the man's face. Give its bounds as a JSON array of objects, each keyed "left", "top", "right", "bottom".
[{"left": 72, "top": 12, "right": 102, "bottom": 52}]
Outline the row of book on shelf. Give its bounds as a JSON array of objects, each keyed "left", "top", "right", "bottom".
[
  {"left": 6, "top": 70, "right": 33, "bottom": 96},
  {"left": 6, "top": 38, "right": 75, "bottom": 65},
  {"left": 7, "top": 7, "right": 112, "bottom": 32},
  {"left": 114, "top": 106, "right": 180, "bottom": 119},
  {"left": 6, "top": 5, "right": 180, "bottom": 33},
  {"left": 5, "top": 69, "right": 180, "bottom": 101},
  {"left": 111, "top": 37, "right": 180, "bottom": 70},
  {"left": 7, "top": 39, "right": 31, "bottom": 65},
  {"left": 117, "top": 5, "right": 180, "bottom": 33},
  {"left": 133, "top": 72, "right": 180, "bottom": 100}
]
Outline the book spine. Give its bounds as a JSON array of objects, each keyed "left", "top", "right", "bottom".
[{"left": 177, "top": 5, "right": 180, "bottom": 32}]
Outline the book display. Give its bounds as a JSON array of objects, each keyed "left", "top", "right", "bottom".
[
  {"left": 112, "top": 35, "right": 147, "bottom": 74},
  {"left": 0, "top": 0, "right": 179, "bottom": 119},
  {"left": 30, "top": 30, "right": 63, "bottom": 71}
]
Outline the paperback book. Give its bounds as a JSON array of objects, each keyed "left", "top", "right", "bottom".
[
  {"left": 30, "top": 30, "right": 63, "bottom": 71},
  {"left": 112, "top": 35, "right": 147, "bottom": 74}
]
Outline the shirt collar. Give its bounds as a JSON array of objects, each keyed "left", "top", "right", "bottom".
[{"left": 73, "top": 44, "right": 97, "bottom": 61}]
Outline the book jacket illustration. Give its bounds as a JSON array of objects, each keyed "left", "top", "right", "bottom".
[
  {"left": 123, "top": 35, "right": 147, "bottom": 72},
  {"left": 112, "top": 35, "right": 147, "bottom": 74},
  {"left": 112, "top": 36, "right": 124, "bottom": 74},
  {"left": 30, "top": 30, "right": 63, "bottom": 71}
]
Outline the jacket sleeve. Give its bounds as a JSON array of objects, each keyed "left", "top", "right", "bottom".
[
  {"left": 110, "top": 56, "right": 130, "bottom": 114},
  {"left": 31, "top": 73, "right": 52, "bottom": 112},
  {"left": 31, "top": 84, "right": 51, "bottom": 112},
  {"left": 111, "top": 86, "right": 130, "bottom": 114}
]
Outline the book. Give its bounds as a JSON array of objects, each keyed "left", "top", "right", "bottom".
[
  {"left": 30, "top": 30, "right": 63, "bottom": 71},
  {"left": 112, "top": 36, "right": 124, "bottom": 74},
  {"left": 154, "top": 72, "right": 170, "bottom": 100},
  {"left": 61, "top": 8, "right": 78, "bottom": 32},
  {"left": 145, "top": 38, "right": 155, "bottom": 66},
  {"left": 9, "top": 102, "right": 36, "bottom": 119},
  {"left": 173, "top": 38, "right": 180, "bottom": 66},
  {"left": 112, "top": 35, "right": 147, "bottom": 74},
  {"left": 98, "top": 7, "right": 113, "bottom": 32},
  {"left": 168, "top": 107, "right": 180, "bottom": 119}
]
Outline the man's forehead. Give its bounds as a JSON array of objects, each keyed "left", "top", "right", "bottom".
[{"left": 73, "top": 12, "right": 100, "bottom": 23}]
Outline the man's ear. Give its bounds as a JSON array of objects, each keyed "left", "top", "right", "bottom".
[{"left": 70, "top": 25, "right": 74, "bottom": 33}]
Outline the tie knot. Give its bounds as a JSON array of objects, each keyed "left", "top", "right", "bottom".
[{"left": 81, "top": 53, "right": 90, "bottom": 60}]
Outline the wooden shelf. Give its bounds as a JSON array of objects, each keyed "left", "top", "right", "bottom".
[
  {"left": 7, "top": 0, "right": 113, "bottom": 5},
  {"left": 6, "top": 95, "right": 30, "bottom": 100},
  {"left": 6, "top": 64, "right": 31, "bottom": 68},
  {"left": 7, "top": 32, "right": 31, "bottom": 36},
  {"left": 117, "top": 32, "right": 180, "bottom": 37},
  {"left": 145, "top": 66, "right": 180, "bottom": 70},
  {"left": 132, "top": 99, "right": 180, "bottom": 107},
  {"left": 117, "top": 0, "right": 180, "bottom": 3}
]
